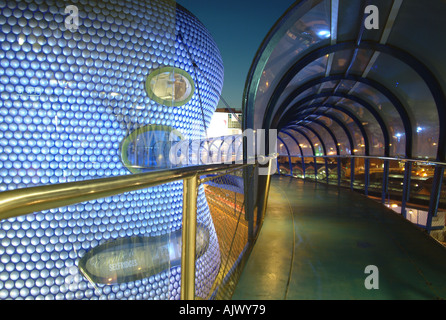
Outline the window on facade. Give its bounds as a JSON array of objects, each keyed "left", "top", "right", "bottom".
[
  {"left": 120, "top": 125, "right": 183, "bottom": 173},
  {"left": 145, "top": 67, "right": 195, "bottom": 107}
]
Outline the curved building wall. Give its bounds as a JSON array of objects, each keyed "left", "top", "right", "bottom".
[{"left": 0, "top": 0, "right": 224, "bottom": 299}]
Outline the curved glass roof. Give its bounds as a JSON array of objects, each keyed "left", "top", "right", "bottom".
[{"left": 243, "top": 0, "right": 446, "bottom": 162}]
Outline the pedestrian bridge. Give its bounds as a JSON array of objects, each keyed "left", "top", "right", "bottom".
[
  {"left": 233, "top": 175, "right": 446, "bottom": 300},
  {"left": 1, "top": 0, "right": 446, "bottom": 300}
]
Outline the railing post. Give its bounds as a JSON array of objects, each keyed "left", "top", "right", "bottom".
[
  {"left": 261, "top": 159, "right": 273, "bottom": 220},
  {"left": 324, "top": 157, "right": 329, "bottom": 184},
  {"left": 350, "top": 158, "right": 355, "bottom": 190},
  {"left": 245, "top": 164, "right": 255, "bottom": 241},
  {"left": 426, "top": 166, "right": 444, "bottom": 234},
  {"left": 364, "top": 158, "right": 370, "bottom": 196},
  {"left": 401, "top": 161, "right": 412, "bottom": 219},
  {"left": 337, "top": 157, "right": 341, "bottom": 186},
  {"left": 314, "top": 156, "right": 318, "bottom": 182},
  {"left": 381, "top": 159, "right": 389, "bottom": 204},
  {"left": 181, "top": 175, "right": 198, "bottom": 300}
]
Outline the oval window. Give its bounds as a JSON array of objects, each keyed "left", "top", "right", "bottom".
[
  {"left": 120, "top": 125, "right": 183, "bottom": 174},
  {"left": 145, "top": 67, "right": 195, "bottom": 107}
]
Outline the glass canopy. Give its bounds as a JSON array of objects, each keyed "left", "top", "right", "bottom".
[{"left": 243, "top": 0, "right": 446, "bottom": 162}]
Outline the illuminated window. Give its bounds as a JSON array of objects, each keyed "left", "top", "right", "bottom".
[
  {"left": 145, "top": 67, "right": 195, "bottom": 107},
  {"left": 120, "top": 125, "right": 183, "bottom": 173}
]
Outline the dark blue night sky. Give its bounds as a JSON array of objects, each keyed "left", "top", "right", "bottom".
[{"left": 176, "top": 0, "right": 296, "bottom": 111}]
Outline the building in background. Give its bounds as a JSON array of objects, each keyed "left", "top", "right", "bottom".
[{"left": 208, "top": 108, "right": 242, "bottom": 138}]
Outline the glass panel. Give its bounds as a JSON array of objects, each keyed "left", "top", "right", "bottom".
[
  {"left": 304, "top": 121, "right": 337, "bottom": 156},
  {"left": 292, "top": 87, "right": 323, "bottom": 107},
  {"left": 121, "top": 125, "right": 183, "bottom": 173},
  {"left": 276, "top": 55, "right": 328, "bottom": 109},
  {"left": 200, "top": 166, "right": 252, "bottom": 299},
  {"left": 315, "top": 157, "right": 328, "bottom": 181},
  {"left": 408, "top": 162, "right": 436, "bottom": 207},
  {"left": 441, "top": 169, "right": 446, "bottom": 211},
  {"left": 278, "top": 156, "right": 291, "bottom": 176},
  {"left": 352, "top": 158, "right": 367, "bottom": 191},
  {"left": 304, "top": 114, "right": 351, "bottom": 155},
  {"left": 324, "top": 109, "right": 366, "bottom": 155},
  {"left": 337, "top": 0, "right": 363, "bottom": 42},
  {"left": 347, "top": 49, "right": 375, "bottom": 75},
  {"left": 278, "top": 139, "right": 290, "bottom": 157},
  {"left": 334, "top": 97, "right": 385, "bottom": 156},
  {"left": 304, "top": 157, "right": 316, "bottom": 180},
  {"left": 0, "top": 183, "right": 185, "bottom": 300},
  {"left": 278, "top": 132, "right": 301, "bottom": 156},
  {"left": 299, "top": 97, "right": 328, "bottom": 110},
  {"left": 330, "top": 49, "right": 354, "bottom": 74},
  {"left": 325, "top": 96, "right": 344, "bottom": 105},
  {"left": 318, "top": 80, "right": 341, "bottom": 92},
  {"left": 368, "top": 159, "right": 385, "bottom": 196},
  {"left": 383, "top": 162, "right": 441, "bottom": 230},
  {"left": 367, "top": 53, "right": 439, "bottom": 159},
  {"left": 387, "top": 0, "right": 446, "bottom": 105},
  {"left": 350, "top": 83, "right": 406, "bottom": 157},
  {"left": 291, "top": 157, "right": 305, "bottom": 179},
  {"left": 295, "top": 126, "right": 323, "bottom": 156},
  {"left": 336, "top": 80, "right": 360, "bottom": 92},
  {"left": 283, "top": 129, "right": 314, "bottom": 157},
  {"left": 252, "top": 0, "right": 331, "bottom": 129},
  {"left": 339, "top": 157, "right": 352, "bottom": 188},
  {"left": 326, "top": 157, "right": 339, "bottom": 185},
  {"left": 386, "top": 160, "right": 405, "bottom": 204},
  {"left": 145, "top": 67, "right": 195, "bottom": 107}
]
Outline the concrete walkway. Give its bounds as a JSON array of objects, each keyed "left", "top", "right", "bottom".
[{"left": 232, "top": 175, "right": 446, "bottom": 300}]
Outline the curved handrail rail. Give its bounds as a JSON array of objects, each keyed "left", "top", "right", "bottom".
[
  {"left": 280, "top": 154, "right": 446, "bottom": 167},
  {"left": 0, "top": 163, "right": 247, "bottom": 222}
]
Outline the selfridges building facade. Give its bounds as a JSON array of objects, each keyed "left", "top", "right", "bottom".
[{"left": 0, "top": 0, "right": 224, "bottom": 299}]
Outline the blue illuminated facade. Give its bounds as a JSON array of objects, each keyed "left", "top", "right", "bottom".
[{"left": 0, "top": 0, "right": 224, "bottom": 299}]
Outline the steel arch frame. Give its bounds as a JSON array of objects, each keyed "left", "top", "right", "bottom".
[
  {"left": 277, "top": 136, "right": 293, "bottom": 175},
  {"left": 279, "top": 130, "right": 307, "bottom": 178},
  {"left": 281, "top": 91, "right": 390, "bottom": 156},
  {"left": 262, "top": 41, "right": 445, "bottom": 161},
  {"left": 288, "top": 111, "right": 355, "bottom": 155},
  {"left": 283, "top": 103, "right": 370, "bottom": 156},
  {"left": 285, "top": 118, "right": 340, "bottom": 156},
  {"left": 271, "top": 74, "right": 413, "bottom": 157}
]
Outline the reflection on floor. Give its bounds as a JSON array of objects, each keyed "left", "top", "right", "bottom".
[{"left": 232, "top": 175, "right": 446, "bottom": 300}]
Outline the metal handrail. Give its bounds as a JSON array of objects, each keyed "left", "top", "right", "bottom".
[
  {"left": 0, "top": 163, "right": 247, "bottom": 223},
  {"left": 0, "top": 162, "right": 255, "bottom": 301},
  {"left": 278, "top": 153, "right": 445, "bottom": 234},
  {"left": 283, "top": 154, "right": 446, "bottom": 167}
]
